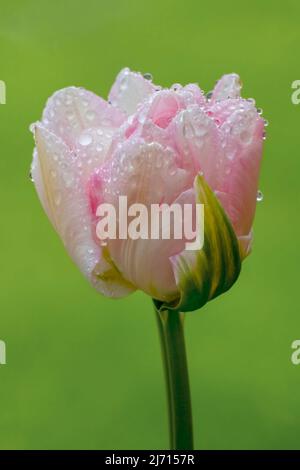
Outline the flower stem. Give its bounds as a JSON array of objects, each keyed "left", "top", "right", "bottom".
[{"left": 154, "top": 305, "right": 194, "bottom": 450}]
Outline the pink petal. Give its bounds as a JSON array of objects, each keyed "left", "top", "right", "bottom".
[
  {"left": 211, "top": 73, "right": 242, "bottom": 102},
  {"left": 168, "top": 105, "right": 222, "bottom": 186},
  {"left": 108, "top": 68, "right": 157, "bottom": 115},
  {"left": 32, "top": 125, "right": 134, "bottom": 298},
  {"left": 215, "top": 102, "right": 264, "bottom": 239},
  {"left": 90, "top": 138, "right": 191, "bottom": 301},
  {"left": 41, "top": 86, "right": 125, "bottom": 148}
]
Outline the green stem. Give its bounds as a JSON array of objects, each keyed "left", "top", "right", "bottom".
[{"left": 154, "top": 305, "right": 194, "bottom": 450}]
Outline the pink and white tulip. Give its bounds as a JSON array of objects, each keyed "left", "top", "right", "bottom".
[{"left": 31, "top": 68, "right": 265, "bottom": 311}]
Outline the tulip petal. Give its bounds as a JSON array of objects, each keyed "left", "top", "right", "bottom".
[
  {"left": 216, "top": 102, "right": 264, "bottom": 241},
  {"left": 156, "top": 174, "right": 241, "bottom": 313},
  {"left": 211, "top": 73, "right": 242, "bottom": 102},
  {"left": 169, "top": 106, "right": 222, "bottom": 186},
  {"left": 108, "top": 68, "right": 157, "bottom": 115},
  {"left": 92, "top": 138, "right": 191, "bottom": 302},
  {"left": 32, "top": 125, "right": 135, "bottom": 298},
  {"left": 41, "top": 86, "right": 124, "bottom": 148}
]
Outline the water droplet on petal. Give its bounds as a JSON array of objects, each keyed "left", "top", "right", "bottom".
[
  {"left": 79, "top": 133, "right": 92, "bottom": 146},
  {"left": 54, "top": 192, "right": 61, "bottom": 206},
  {"left": 256, "top": 190, "right": 264, "bottom": 202},
  {"left": 143, "top": 72, "right": 153, "bottom": 80},
  {"left": 29, "top": 171, "right": 34, "bottom": 182},
  {"left": 264, "top": 119, "right": 269, "bottom": 127},
  {"left": 171, "top": 83, "right": 182, "bottom": 91},
  {"left": 86, "top": 110, "right": 96, "bottom": 121},
  {"left": 29, "top": 123, "right": 36, "bottom": 133},
  {"left": 257, "top": 108, "right": 263, "bottom": 115},
  {"left": 206, "top": 91, "right": 213, "bottom": 100},
  {"left": 66, "top": 110, "right": 75, "bottom": 121}
]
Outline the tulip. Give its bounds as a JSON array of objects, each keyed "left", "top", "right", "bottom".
[{"left": 30, "top": 68, "right": 265, "bottom": 449}]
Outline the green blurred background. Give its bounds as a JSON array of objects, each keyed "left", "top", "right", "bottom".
[{"left": 0, "top": 0, "right": 299, "bottom": 450}]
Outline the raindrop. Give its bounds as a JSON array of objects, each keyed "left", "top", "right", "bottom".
[
  {"left": 171, "top": 83, "right": 182, "bottom": 91},
  {"left": 79, "top": 133, "right": 92, "bottom": 146},
  {"left": 66, "top": 110, "right": 75, "bottom": 121},
  {"left": 143, "top": 72, "right": 153, "bottom": 80},
  {"left": 86, "top": 110, "right": 96, "bottom": 121},
  {"left": 257, "top": 108, "right": 263, "bottom": 115},
  {"left": 256, "top": 190, "right": 264, "bottom": 202},
  {"left": 54, "top": 192, "right": 61, "bottom": 206},
  {"left": 29, "top": 171, "right": 34, "bottom": 182},
  {"left": 264, "top": 119, "right": 269, "bottom": 127},
  {"left": 120, "top": 78, "right": 128, "bottom": 91},
  {"left": 206, "top": 91, "right": 213, "bottom": 100}
]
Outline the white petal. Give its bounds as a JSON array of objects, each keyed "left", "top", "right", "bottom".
[{"left": 108, "top": 68, "right": 157, "bottom": 115}]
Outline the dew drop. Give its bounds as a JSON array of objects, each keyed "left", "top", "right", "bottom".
[
  {"left": 29, "top": 171, "right": 34, "bottom": 182},
  {"left": 66, "top": 110, "right": 75, "bottom": 121},
  {"left": 206, "top": 91, "right": 213, "bottom": 100},
  {"left": 54, "top": 192, "right": 61, "bottom": 206},
  {"left": 256, "top": 190, "right": 264, "bottom": 202},
  {"left": 120, "top": 78, "right": 128, "bottom": 91},
  {"left": 264, "top": 119, "right": 269, "bottom": 127},
  {"left": 86, "top": 110, "right": 96, "bottom": 121},
  {"left": 79, "top": 133, "right": 92, "bottom": 146},
  {"left": 171, "top": 83, "right": 182, "bottom": 91},
  {"left": 143, "top": 72, "right": 153, "bottom": 80}
]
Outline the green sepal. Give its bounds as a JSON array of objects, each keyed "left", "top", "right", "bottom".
[{"left": 155, "top": 174, "right": 241, "bottom": 313}]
